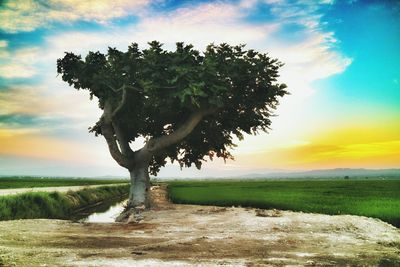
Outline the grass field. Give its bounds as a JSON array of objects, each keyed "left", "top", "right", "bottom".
[
  {"left": 168, "top": 179, "right": 400, "bottom": 227},
  {"left": 0, "top": 176, "right": 128, "bottom": 189}
]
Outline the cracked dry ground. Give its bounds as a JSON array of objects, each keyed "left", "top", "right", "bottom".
[{"left": 0, "top": 186, "right": 399, "bottom": 266}]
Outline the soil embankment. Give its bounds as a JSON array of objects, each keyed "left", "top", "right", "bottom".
[{"left": 0, "top": 186, "right": 399, "bottom": 266}]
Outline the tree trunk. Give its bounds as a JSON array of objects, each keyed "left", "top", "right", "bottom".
[
  {"left": 128, "top": 164, "right": 150, "bottom": 209},
  {"left": 116, "top": 155, "right": 151, "bottom": 223}
]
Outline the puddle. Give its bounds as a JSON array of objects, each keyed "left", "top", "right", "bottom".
[
  {"left": 83, "top": 199, "right": 128, "bottom": 223},
  {"left": 72, "top": 198, "right": 128, "bottom": 223}
]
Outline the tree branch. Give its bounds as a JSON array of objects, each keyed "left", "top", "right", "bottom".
[
  {"left": 113, "top": 121, "right": 134, "bottom": 157},
  {"left": 107, "top": 84, "right": 142, "bottom": 93},
  {"left": 100, "top": 117, "right": 130, "bottom": 168},
  {"left": 100, "top": 101, "right": 136, "bottom": 168},
  {"left": 112, "top": 85, "right": 128, "bottom": 117},
  {"left": 106, "top": 84, "right": 142, "bottom": 117},
  {"left": 145, "top": 108, "right": 216, "bottom": 152}
]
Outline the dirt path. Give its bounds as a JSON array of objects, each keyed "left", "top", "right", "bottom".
[
  {"left": 0, "top": 186, "right": 399, "bottom": 266},
  {"left": 0, "top": 183, "right": 127, "bottom": 196}
]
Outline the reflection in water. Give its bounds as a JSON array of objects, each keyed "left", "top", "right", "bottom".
[
  {"left": 82, "top": 199, "right": 128, "bottom": 223},
  {"left": 74, "top": 198, "right": 128, "bottom": 223}
]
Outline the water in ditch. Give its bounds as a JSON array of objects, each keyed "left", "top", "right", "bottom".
[{"left": 71, "top": 197, "right": 128, "bottom": 223}]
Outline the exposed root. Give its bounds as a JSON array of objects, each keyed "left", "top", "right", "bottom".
[{"left": 116, "top": 205, "right": 146, "bottom": 223}]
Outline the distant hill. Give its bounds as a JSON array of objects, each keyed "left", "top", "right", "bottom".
[
  {"left": 93, "top": 175, "right": 129, "bottom": 180},
  {"left": 237, "top": 168, "right": 400, "bottom": 179},
  {"left": 2, "top": 168, "right": 399, "bottom": 180}
]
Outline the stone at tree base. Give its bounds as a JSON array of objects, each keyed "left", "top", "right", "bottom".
[{"left": 115, "top": 185, "right": 170, "bottom": 223}]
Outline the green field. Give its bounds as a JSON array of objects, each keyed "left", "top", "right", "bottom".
[
  {"left": 0, "top": 176, "right": 128, "bottom": 189},
  {"left": 168, "top": 179, "right": 400, "bottom": 227}
]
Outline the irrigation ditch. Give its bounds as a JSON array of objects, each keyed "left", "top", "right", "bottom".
[{"left": 0, "top": 184, "right": 129, "bottom": 221}]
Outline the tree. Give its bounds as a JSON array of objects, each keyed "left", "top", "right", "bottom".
[{"left": 57, "top": 41, "right": 288, "bottom": 220}]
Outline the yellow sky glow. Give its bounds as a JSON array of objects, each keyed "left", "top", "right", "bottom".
[
  {"left": 235, "top": 123, "right": 400, "bottom": 170},
  {"left": 0, "top": 130, "right": 95, "bottom": 163}
]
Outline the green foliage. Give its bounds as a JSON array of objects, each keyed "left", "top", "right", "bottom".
[
  {"left": 0, "top": 185, "right": 129, "bottom": 220},
  {"left": 0, "top": 177, "right": 128, "bottom": 189},
  {"left": 168, "top": 180, "right": 400, "bottom": 227},
  {"left": 57, "top": 42, "right": 287, "bottom": 174}
]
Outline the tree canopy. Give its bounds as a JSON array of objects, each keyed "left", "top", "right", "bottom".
[{"left": 57, "top": 41, "right": 288, "bottom": 175}]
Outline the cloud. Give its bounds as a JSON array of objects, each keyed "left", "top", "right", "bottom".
[
  {"left": 0, "top": 86, "right": 115, "bottom": 168},
  {"left": 0, "top": 86, "right": 50, "bottom": 115},
  {"left": 0, "top": 64, "right": 37, "bottom": 78},
  {"left": 43, "top": 0, "right": 348, "bottom": 73},
  {"left": 43, "top": 2, "right": 277, "bottom": 57},
  {"left": 0, "top": 40, "right": 8, "bottom": 48},
  {"left": 0, "top": 86, "right": 59, "bottom": 133},
  {"left": 137, "top": 2, "right": 279, "bottom": 49},
  {"left": 48, "top": 0, "right": 149, "bottom": 23},
  {"left": 0, "top": 0, "right": 150, "bottom": 33},
  {"left": 0, "top": 114, "right": 41, "bottom": 128},
  {"left": 0, "top": 84, "right": 101, "bottom": 138},
  {"left": 0, "top": 40, "right": 10, "bottom": 58},
  {"left": 272, "top": 32, "right": 352, "bottom": 80},
  {"left": 0, "top": 46, "right": 40, "bottom": 78},
  {"left": 245, "top": 0, "right": 352, "bottom": 81},
  {"left": 10, "top": 0, "right": 349, "bottom": 88},
  {"left": 0, "top": 83, "right": 110, "bottom": 168}
]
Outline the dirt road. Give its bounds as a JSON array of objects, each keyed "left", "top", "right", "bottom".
[
  {"left": 0, "top": 186, "right": 399, "bottom": 266},
  {"left": 0, "top": 184, "right": 127, "bottom": 196}
]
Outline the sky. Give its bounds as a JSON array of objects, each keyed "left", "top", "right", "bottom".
[{"left": 0, "top": 0, "right": 399, "bottom": 177}]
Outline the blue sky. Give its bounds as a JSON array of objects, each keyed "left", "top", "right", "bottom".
[{"left": 0, "top": 0, "right": 399, "bottom": 177}]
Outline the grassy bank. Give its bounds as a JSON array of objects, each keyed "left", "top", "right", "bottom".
[
  {"left": 0, "top": 176, "right": 128, "bottom": 189},
  {"left": 168, "top": 179, "right": 400, "bottom": 227},
  {"left": 0, "top": 184, "right": 129, "bottom": 220}
]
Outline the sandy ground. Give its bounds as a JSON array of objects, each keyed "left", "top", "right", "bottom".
[
  {"left": 0, "top": 186, "right": 399, "bottom": 266},
  {"left": 0, "top": 184, "right": 127, "bottom": 196}
]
